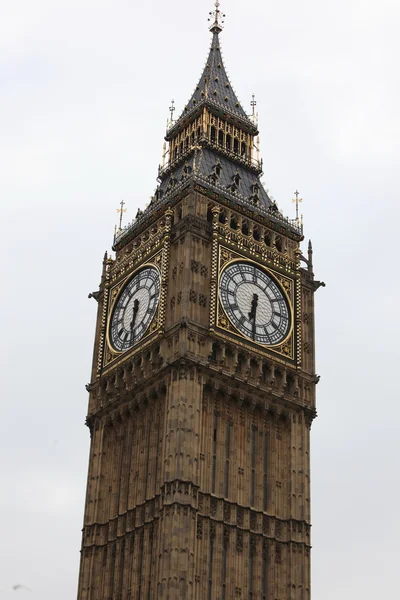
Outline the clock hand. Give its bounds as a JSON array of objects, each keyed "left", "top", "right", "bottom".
[
  {"left": 248, "top": 293, "right": 259, "bottom": 340},
  {"left": 130, "top": 299, "right": 140, "bottom": 329}
]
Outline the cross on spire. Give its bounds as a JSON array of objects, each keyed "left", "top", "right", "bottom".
[
  {"left": 208, "top": 1, "right": 225, "bottom": 33},
  {"left": 251, "top": 94, "right": 257, "bottom": 116},
  {"left": 292, "top": 190, "right": 303, "bottom": 224},
  {"left": 116, "top": 200, "right": 127, "bottom": 230},
  {"left": 169, "top": 99, "right": 175, "bottom": 126}
]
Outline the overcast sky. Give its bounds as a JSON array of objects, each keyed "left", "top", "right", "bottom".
[{"left": 1, "top": 0, "right": 399, "bottom": 597}]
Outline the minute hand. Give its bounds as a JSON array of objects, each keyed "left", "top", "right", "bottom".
[
  {"left": 248, "top": 293, "right": 259, "bottom": 340},
  {"left": 130, "top": 299, "right": 140, "bottom": 329}
]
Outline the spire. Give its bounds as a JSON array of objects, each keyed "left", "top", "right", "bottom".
[{"left": 170, "top": 3, "right": 255, "bottom": 133}]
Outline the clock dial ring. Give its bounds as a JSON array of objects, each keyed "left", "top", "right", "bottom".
[
  {"left": 219, "top": 260, "right": 292, "bottom": 346},
  {"left": 108, "top": 265, "right": 160, "bottom": 352}
]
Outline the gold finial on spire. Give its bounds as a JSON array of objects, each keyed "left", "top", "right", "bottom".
[
  {"left": 250, "top": 93, "right": 258, "bottom": 126},
  {"left": 292, "top": 190, "right": 303, "bottom": 225},
  {"left": 208, "top": 1, "right": 225, "bottom": 33},
  {"left": 116, "top": 200, "right": 127, "bottom": 231},
  {"left": 169, "top": 99, "right": 175, "bottom": 127},
  {"left": 251, "top": 94, "right": 257, "bottom": 117}
]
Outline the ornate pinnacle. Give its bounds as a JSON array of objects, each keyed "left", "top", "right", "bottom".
[
  {"left": 208, "top": 1, "right": 225, "bottom": 33},
  {"left": 292, "top": 189, "right": 303, "bottom": 225}
]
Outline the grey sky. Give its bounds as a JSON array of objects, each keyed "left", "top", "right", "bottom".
[{"left": 1, "top": 0, "right": 399, "bottom": 597}]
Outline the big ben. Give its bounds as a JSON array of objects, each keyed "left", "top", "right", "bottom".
[{"left": 77, "top": 3, "right": 322, "bottom": 598}]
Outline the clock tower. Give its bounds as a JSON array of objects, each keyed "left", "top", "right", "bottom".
[{"left": 77, "top": 4, "right": 321, "bottom": 599}]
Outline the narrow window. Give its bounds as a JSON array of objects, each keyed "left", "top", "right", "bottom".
[
  {"left": 137, "top": 530, "right": 144, "bottom": 598},
  {"left": 218, "top": 129, "right": 224, "bottom": 146},
  {"left": 226, "top": 134, "right": 232, "bottom": 151},
  {"left": 263, "top": 433, "right": 268, "bottom": 511},
  {"left": 147, "top": 526, "right": 154, "bottom": 600},
  {"left": 208, "top": 537, "right": 214, "bottom": 600},
  {"left": 211, "top": 126, "right": 216, "bottom": 143},
  {"left": 144, "top": 420, "right": 151, "bottom": 498},
  {"left": 250, "top": 426, "right": 256, "bottom": 506},
  {"left": 234, "top": 138, "right": 239, "bottom": 154},
  {"left": 222, "top": 538, "right": 227, "bottom": 600},
  {"left": 249, "top": 541, "right": 254, "bottom": 598},
  {"left": 241, "top": 141, "right": 247, "bottom": 157},
  {"left": 225, "top": 420, "right": 230, "bottom": 498},
  {"left": 262, "top": 540, "right": 268, "bottom": 599},
  {"left": 212, "top": 413, "right": 217, "bottom": 493}
]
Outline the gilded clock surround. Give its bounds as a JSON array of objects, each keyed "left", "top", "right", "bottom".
[
  {"left": 216, "top": 251, "right": 295, "bottom": 356},
  {"left": 106, "top": 262, "right": 161, "bottom": 354}
]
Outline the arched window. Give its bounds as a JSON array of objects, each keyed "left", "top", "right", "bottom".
[
  {"left": 234, "top": 138, "right": 239, "bottom": 154},
  {"left": 275, "top": 236, "right": 283, "bottom": 252},
  {"left": 211, "top": 126, "right": 216, "bottom": 143},
  {"left": 207, "top": 206, "right": 213, "bottom": 223},
  {"left": 230, "top": 216, "right": 238, "bottom": 230},
  {"left": 219, "top": 210, "right": 227, "bottom": 224},
  {"left": 226, "top": 134, "right": 232, "bottom": 152},
  {"left": 218, "top": 129, "right": 224, "bottom": 146},
  {"left": 253, "top": 227, "right": 260, "bottom": 241},
  {"left": 241, "top": 142, "right": 247, "bottom": 157},
  {"left": 264, "top": 232, "right": 271, "bottom": 247},
  {"left": 242, "top": 220, "right": 249, "bottom": 236}
]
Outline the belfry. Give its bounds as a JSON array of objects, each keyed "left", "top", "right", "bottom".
[{"left": 77, "top": 3, "right": 321, "bottom": 598}]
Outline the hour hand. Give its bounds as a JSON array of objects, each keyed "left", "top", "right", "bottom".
[{"left": 130, "top": 299, "right": 139, "bottom": 329}]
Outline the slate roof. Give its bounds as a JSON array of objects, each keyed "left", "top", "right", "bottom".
[
  {"left": 158, "top": 148, "right": 273, "bottom": 210},
  {"left": 175, "top": 30, "right": 255, "bottom": 131}
]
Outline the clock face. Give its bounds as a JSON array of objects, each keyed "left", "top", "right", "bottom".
[
  {"left": 109, "top": 266, "right": 160, "bottom": 352},
  {"left": 219, "top": 262, "right": 291, "bottom": 345}
]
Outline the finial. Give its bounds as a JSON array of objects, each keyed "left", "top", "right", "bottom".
[
  {"left": 292, "top": 190, "right": 303, "bottom": 225},
  {"left": 116, "top": 200, "right": 127, "bottom": 231},
  {"left": 169, "top": 99, "right": 175, "bottom": 127},
  {"left": 308, "top": 240, "right": 313, "bottom": 272},
  {"left": 208, "top": 1, "right": 225, "bottom": 33},
  {"left": 251, "top": 94, "right": 257, "bottom": 117}
]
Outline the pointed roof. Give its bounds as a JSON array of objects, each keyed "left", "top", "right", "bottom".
[
  {"left": 168, "top": 28, "right": 257, "bottom": 138},
  {"left": 186, "top": 30, "right": 249, "bottom": 121}
]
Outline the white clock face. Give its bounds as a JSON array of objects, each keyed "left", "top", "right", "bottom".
[
  {"left": 109, "top": 266, "right": 160, "bottom": 352},
  {"left": 219, "top": 262, "right": 291, "bottom": 345}
]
